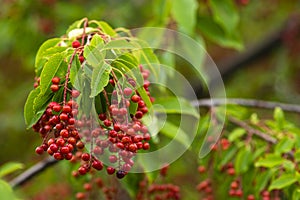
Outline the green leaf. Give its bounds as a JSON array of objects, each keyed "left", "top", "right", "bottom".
[
  {"left": 90, "top": 62, "right": 112, "bottom": 97},
  {"left": 160, "top": 121, "right": 191, "bottom": 148},
  {"left": 33, "top": 91, "right": 53, "bottom": 116},
  {"left": 171, "top": 0, "right": 198, "bottom": 35},
  {"left": 255, "top": 154, "right": 285, "bottom": 168},
  {"left": 197, "top": 16, "right": 243, "bottom": 50},
  {"left": 0, "top": 180, "right": 17, "bottom": 200},
  {"left": 154, "top": 97, "right": 199, "bottom": 119},
  {"left": 40, "top": 52, "right": 68, "bottom": 94},
  {"left": 255, "top": 170, "right": 273, "bottom": 192},
  {"left": 294, "top": 149, "right": 300, "bottom": 162},
  {"left": 66, "top": 18, "right": 87, "bottom": 34},
  {"left": 274, "top": 107, "right": 285, "bottom": 130},
  {"left": 282, "top": 160, "right": 295, "bottom": 172},
  {"left": 209, "top": 0, "right": 239, "bottom": 34},
  {"left": 0, "top": 162, "right": 24, "bottom": 178},
  {"left": 275, "top": 137, "right": 294, "bottom": 154},
  {"left": 292, "top": 189, "right": 300, "bottom": 200},
  {"left": 69, "top": 54, "right": 82, "bottom": 90},
  {"left": 84, "top": 44, "right": 105, "bottom": 68},
  {"left": 90, "top": 34, "right": 104, "bottom": 47},
  {"left": 35, "top": 38, "right": 62, "bottom": 74},
  {"left": 24, "top": 88, "right": 40, "bottom": 128},
  {"left": 217, "top": 146, "right": 237, "bottom": 170},
  {"left": 234, "top": 146, "right": 252, "bottom": 174},
  {"left": 269, "top": 173, "right": 297, "bottom": 190},
  {"left": 228, "top": 128, "right": 246, "bottom": 142},
  {"left": 94, "top": 21, "right": 117, "bottom": 36}
]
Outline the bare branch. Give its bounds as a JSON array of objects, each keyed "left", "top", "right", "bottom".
[
  {"left": 191, "top": 98, "right": 300, "bottom": 113},
  {"left": 9, "top": 157, "right": 58, "bottom": 188}
]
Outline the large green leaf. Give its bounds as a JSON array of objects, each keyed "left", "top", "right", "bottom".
[
  {"left": 209, "top": 0, "right": 239, "bottom": 34},
  {"left": 84, "top": 44, "right": 105, "bottom": 68},
  {"left": 90, "top": 62, "right": 112, "bottom": 97},
  {"left": 35, "top": 38, "right": 62, "bottom": 74},
  {"left": 160, "top": 121, "right": 191, "bottom": 148},
  {"left": 33, "top": 91, "right": 53, "bottom": 117},
  {"left": 197, "top": 16, "right": 243, "bottom": 50},
  {"left": 0, "top": 180, "right": 17, "bottom": 200},
  {"left": 0, "top": 162, "right": 24, "bottom": 178},
  {"left": 24, "top": 88, "right": 40, "bottom": 128},
  {"left": 40, "top": 52, "right": 68, "bottom": 95},
  {"left": 69, "top": 54, "right": 82, "bottom": 90},
  {"left": 275, "top": 137, "right": 294, "bottom": 154},
  {"left": 154, "top": 97, "right": 199, "bottom": 118},
  {"left": 171, "top": 0, "right": 198, "bottom": 35},
  {"left": 269, "top": 174, "right": 297, "bottom": 190},
  {"left": 255, "top": 154, "right": 285, "bottom": 168}
]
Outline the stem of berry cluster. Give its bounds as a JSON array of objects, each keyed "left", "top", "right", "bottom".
[{"left": 63, "top": 51, "right": 77, "bottom": 105}]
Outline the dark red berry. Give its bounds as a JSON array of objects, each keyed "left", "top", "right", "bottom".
[
  {"left": 98, "top": 113, "right": 106, "bottom": 121},
  {"left": 103, "top": 119, "right": 112, "bottom": 127},
  {"left": 143, "top": 142, "right": 150, "bottom": 150},
  {"left": 72, "top": 40, "right": 81, "bottom": 48},
  {"left": 53, "top": 152, "right": 63, "bottom": 160},
  {"left": 53, "top": 105, "right": 61, "bottom": 112},
  {"left": 62, "top": 105, "right": 72, "bottom": 113},
  {"left": 79, "top": 56, "right": 84, "bottom": 63},
  {"left": 116, "top": 170, "right": 126, "bottom": 179},
  {"left": 135, "top": 111, "right": 143, "bottom": 119},
  {"left": 59, "top": 113, "right": 69, "bottom": 121},
  {"left": 106, "top": 166, "right": 115, "bottom": 175},
  {"left": 81, "top": 153, "right": 91, "bottom": 161},
  {"left": 92, "top": 160, "right": 103, "bottom": 170},
  {"left": 35, "top": 146, "right": 44, "bottom": 155},
  {"left": 50, "top": 84, "right": 59, "bottom": 92},
  {"left": 78, "top": 166, "right": 88, "bottom": 175},
  {"left": 131, "top": 95, "right": 140, "bottom": 103},
  {"left": 51, "top": 76, "right": 60, "bottom": 84}
]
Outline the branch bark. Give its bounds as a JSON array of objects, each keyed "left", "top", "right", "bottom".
[
  {"left": 9, "top": 157, "right": 58, "bottom": 188},
  {"left": 191, "top": 98, "right": 300, "bottom": 114}
]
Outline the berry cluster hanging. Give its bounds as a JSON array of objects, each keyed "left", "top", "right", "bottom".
[{"left": 24, "top": 18, "right": 156, "bottom": 179}]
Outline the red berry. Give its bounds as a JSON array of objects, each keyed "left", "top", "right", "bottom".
[
  {"left": 35, "top": 146, "right": 44, "bottom": 155},
  {"left": 60, "top": 146, "right": 70, "bottom": 154},
  {"left": 71, "top": 90, "right": 80, "bottom": 98},
  {"left": 227, "top": 168, "right": 235, "bottom": 176},
  {"left": 59, "top": 113, "right": 69, "bottom": 121},
  {"left": 247, "top": 194, "right": 255, "bottom": 200},
  {"left": 79, "top": 56, "right": 84, "bottom": 63},
  {"left": 72, "top": 40, "right": 81, "bottom": 48},
  {"left": 84, "top": 183, "right": 92, "bottom": 191},
  {"left": 109, "top": 155, "right": 118, "bottom": 163},
  {"left": 98, "top": 113, "right": 106, "bottom": 121},
  {"left": 138, "top": 100, "right": 145, "bottom": 108},
  {"left": 76, "top": 192, "right": 86, "bottom": 200},
  {"left": 128, "top": 143, "right": 137, "bottom": 152},
  {"left": 123, "top": 88, "right": 132, "bottom": 96},
  {"left": 103, "top": 119, "right": 112, "bottom": 127},
  {"left": 76, "top": 141, "right": 85, "bottom": 149},
  {"left": 56, "top": 138, "right": 65, "bottom": 146},
  {"left": 106, "top": 166, "right": 115, "bottom": 175},
  {"left": 81, "top": 153, "right": 91, "bottom": 161},
  {"left": 50, "top": 84, "right": 59, "bottom": 92},
  {"left": 60, "top": 129, "right": 69, "bottom": 138},
  {"left": 92, "top": 160, "right": 103, "bottom": 170},
  {"left": 131, "top": 95, "right": 140, "bottom": 103},
  {"left": 62, "top": 105, "right": 72, "bottom": 113},
  {"left": 53, "top": 105, "right": 61, "bottom": 112},
  {"left": 198, "top": 165, "right": 206, "bottom": 174},
  {"left": 51, "top": 76, "right": 60, "bottom": 84},
  {"left": 78, "top": 166, "right": 88, "bottom": 175},
  {"left": 135, "top": 111, "right": 143, "bottom": 119},
  {"left": 236, "top": 189, "right": 243, "bottom": 197},
  {"left": 143, "top": 142, "right": 150, "bottom": 150},
  {"left": 49, "top": 143, "right": 59, "bottom": 152},
  {"left": 53, "top": 152, "right": 63, "bottom": 160}
]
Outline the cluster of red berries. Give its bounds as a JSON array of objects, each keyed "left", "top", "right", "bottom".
[
  {"left": 136, "top": 164, "right": 180, "bottom": 200},
  {"left": 210, "top": 137, "right": 230, "bottom": 151},
  {"left": 228, "top": 180, "right": 243, "bottom": 198},
  {"left": 50, "top": 76, "right": 61, "bottom": 92},
  {"left": 196, "top": 179, "right": 213, "bottom": 200}
]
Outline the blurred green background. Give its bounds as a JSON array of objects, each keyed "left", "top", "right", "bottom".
[{"left": 1, "top": 0, "right": 300, "bottom": 199}]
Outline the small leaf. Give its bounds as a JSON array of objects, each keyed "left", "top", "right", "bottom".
[
  {"left": 69, "top": 54, "right": 82, "bottom": 90},
  {"left": 96, "top": 21, "right": 117, "bottom": 36},
  {"left": 269, "top": 173, "right": 297, "bottom": 190},
  {"left": 274, "top": 107, "right": 285, "bottom": 130},
  {"left": 197, "top": 16, "right": 243, "bottom": 50},
  {"left": 228, "top": 128, "right": 246, "bottom": 142},
  {"left": 209, "top": 0, "right": 239, "bottom": 34},
  {"left": 90, "top": 62, "right": 112, "bottom": 97},
  {"left": 171, "top": 0, "right": 198, "bottom": 35},
  {"left": 154, "top": 97, "right": 199, "bottom": 119},
  {"left": 90, "top": 34, "right": 104, "bottom": 47},
  {"left": 292, "top": 189, "right": 300, "bottom": 200},
  {"left": 0, "top": 162, "right": 24, "bottom": 178},
  {"left": 35, "top": 38, "right": 62, "bottom": 74},
  {"left": 275, "top": 137, "right": 294, "bottom": 154},
  {"left": 66, "top": 18, "right": 87, "bottom": 34},
  {"left": 255, "top": 154, "right": 285, "bottom": 168},
  {"left": 40, "top": 52, "right": 68, "bottom": 95},
  {"left": 255, "top": 170, "right": 274, "bottom": 192},
  {"left": 24, "top": 88, "right": 40, "bottom": 128},
  {"left": 234, "top": 146, "right": 252, "bottom": 174}
]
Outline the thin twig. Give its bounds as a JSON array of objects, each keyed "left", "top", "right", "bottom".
[
  {"left": 9, "top": 157, "right": 58, "bottom": 188},
  {"left": 228, "top": 116, "right": 277, "bottom": 144},
  {"left": 63, "top": 51, "right": 77, "bottom": 105},
  {"left": 191, "top": 98, "right": 300, "bottom": 114}
]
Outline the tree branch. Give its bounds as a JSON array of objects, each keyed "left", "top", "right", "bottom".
[
  {"left": 191, "top": 98, "right": 300, "bottom": 114},
  {"left": 9, "top": 157, "right": 58, "bottom": 188},
  {"left": 228, "top": 116, "right": 277, "bottom": 144}
]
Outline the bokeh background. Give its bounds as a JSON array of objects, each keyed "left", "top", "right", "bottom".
[{"left": 1, "top": 0, "right": 300, "bottom": 199}]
